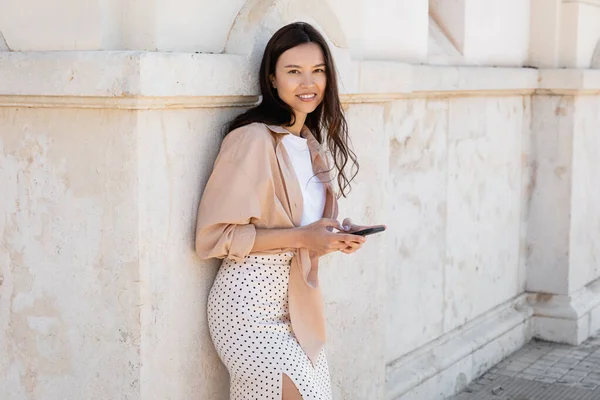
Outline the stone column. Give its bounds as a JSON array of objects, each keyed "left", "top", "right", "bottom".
[{"left": 527, "top": 70, "right": 600, "bottom": 345}]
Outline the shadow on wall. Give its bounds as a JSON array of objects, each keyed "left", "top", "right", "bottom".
[
  {"left": 0, "top": 30, "right": 9, "bottom": 51},
  {"left": 592, "top": 39, "right": 600, "bottom": 68}
]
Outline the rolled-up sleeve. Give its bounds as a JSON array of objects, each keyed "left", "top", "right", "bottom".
[{"left": 195, "top": 157, "right": 263, "bottom": 262}]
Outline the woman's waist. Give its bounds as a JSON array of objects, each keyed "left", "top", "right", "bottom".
[{"left": 244, "top": 251, "right": 295, "bottom": 265}]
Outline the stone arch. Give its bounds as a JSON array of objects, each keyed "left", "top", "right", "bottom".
[{"left": 224, "top": 0, "right": 348, "bottom": 64}]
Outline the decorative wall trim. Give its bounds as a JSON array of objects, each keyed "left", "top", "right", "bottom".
[
  {"left": 0, "top": 95, "right": 260, "bottom": 110},
  {"left": 563, "top": 0, "right": 600, "bottom": 7},
  {"left": 0, "top": 53, "right": 599, "bottom": 109}
]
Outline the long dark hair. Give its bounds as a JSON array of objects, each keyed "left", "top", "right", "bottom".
[{"left": 227, "top": 22, "right": 358, "bottom": 197}]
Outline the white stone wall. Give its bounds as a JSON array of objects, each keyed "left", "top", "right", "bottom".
[
  {"left": 2, "top": 1, "right": 600, "bottom": 399},
  {"left": 385, "top": 95, "right": 529, "bottom": 364},
  {"left": 0, "top": 108, "right": 140, "bottom": 399}
]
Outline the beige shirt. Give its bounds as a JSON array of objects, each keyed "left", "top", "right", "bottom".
[{"left": 195, "top": 122, "right": 339, "bottom": 364}]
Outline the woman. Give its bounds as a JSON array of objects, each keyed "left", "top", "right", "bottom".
[{"left": 195, "top": 22, "right": 376, "bottom": 400}]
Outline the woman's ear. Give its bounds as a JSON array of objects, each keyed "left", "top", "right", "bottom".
[{"left": 269, "top": 74, "right": 277, "bottom": 89}]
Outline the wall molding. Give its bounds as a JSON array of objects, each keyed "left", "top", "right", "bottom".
[
  {"left": 0, "top": 52, "right": 599, "bottom": 109},
  {"left": 563, "top": 0, "right": 600, "bottom": 7},
  {"left": 0, "top": 95, "right": 260, "bottom": 110}
]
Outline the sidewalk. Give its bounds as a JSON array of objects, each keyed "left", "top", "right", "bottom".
[{"left": 450, "top": 334, "right": 600, "bottom": 400}]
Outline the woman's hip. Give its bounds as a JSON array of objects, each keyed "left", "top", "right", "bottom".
[{"left": 207, "top": 252, "right": 294, "bottom": 329}]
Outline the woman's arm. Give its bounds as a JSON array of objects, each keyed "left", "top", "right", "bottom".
[{"left": 252, "top": 218, "right": 366, "bottom": 255}]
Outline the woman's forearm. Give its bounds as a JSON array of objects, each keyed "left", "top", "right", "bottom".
[{"left": 251, "top": 227, "right": 306, "bottom": 253}]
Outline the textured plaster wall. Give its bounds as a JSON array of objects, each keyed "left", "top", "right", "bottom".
[
  {"left": 135, "top": 109, "right": 237, "bottom": 400},
  {"left": 526, "top": 94, "right": 600, "bottom": 296},
  {"left": 322, "top": 104, "right": 389, "bottom": 400},
  {"left": 526, "top": 96, "right": 574, "bottom": 295},
  {"left": 569, "top": 96, "right": 600, "bottom": 292},
  {"left": 384, "top": 96, "right": 529, "bottom": 362},
  {"left": 0, "top": 108, "right": 140, "bottom": 399}
]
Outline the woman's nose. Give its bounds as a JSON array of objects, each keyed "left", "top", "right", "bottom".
[{"left": 300, "top": 74, "right": 315, "bottom": 87}]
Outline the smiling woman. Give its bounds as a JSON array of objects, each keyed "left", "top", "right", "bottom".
[
  {"left": 227, "top": 22, "right": 358, "bottom": 198},
  {"left": 194, "top": 22, "right": 378, "bottom": 400},
  {"left": 269, "top": 42, "right": 327, "bottom": 132}
]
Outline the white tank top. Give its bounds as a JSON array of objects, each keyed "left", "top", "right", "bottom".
[{"left": 281, "top": 133, "right": 326, "bottom": 226}]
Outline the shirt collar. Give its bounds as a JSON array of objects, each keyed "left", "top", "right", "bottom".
[
  {"left": 264, "top": 123, "right": 322, "bottom": 159},
  {"left": 264, "top": 123, "right": 336, "bottom": 197}
]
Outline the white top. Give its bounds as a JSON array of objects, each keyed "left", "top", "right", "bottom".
[{"left": 281, "top": 133, "right": 326, "bottom": 227}]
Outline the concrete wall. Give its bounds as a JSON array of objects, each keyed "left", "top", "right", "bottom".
[{"left": 2, "top": 1, "right": 600, "bottom": 399}]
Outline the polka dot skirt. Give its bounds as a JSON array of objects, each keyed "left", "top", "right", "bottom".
[{"left": 207, "top": 251, "right": 332, "bottom": 399}]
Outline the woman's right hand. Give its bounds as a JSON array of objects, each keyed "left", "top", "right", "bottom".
[{"left": 297, "top": 218, "right": 366, "bottom": 257}]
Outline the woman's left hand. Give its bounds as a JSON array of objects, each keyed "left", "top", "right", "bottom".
[
  {"left": 339, "top": 238, "right": 364, "bottom": 254},
  {"left": 338, "top": 218, "right": 368, "bottom": 254}
]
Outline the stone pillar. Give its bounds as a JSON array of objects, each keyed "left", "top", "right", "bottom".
[{"left": 527, "top": 70, "right": 600, "bottom": 345}]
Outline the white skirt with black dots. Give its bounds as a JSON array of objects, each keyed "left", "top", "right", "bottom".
[{"left": 207, "top": 251, "right": 332, "bottom": 400}]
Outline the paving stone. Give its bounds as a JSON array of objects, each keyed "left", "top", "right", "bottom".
[
  {"left": 513, "top": 355, "right": 539, "bottom": 364},
  {"left": 579, "top": 361, "right": 599, "bottom": 368},
  {"left": 540, "top": 371, "right": 563, "bottom": 379},
  {"left": 517, "top": 373, "right": 538, "bottom": 380},
  {"left": 581, "top": 377, "right": 600, "bottom": 386},
  {"left": 587, "top": 372, "right": 600, "bottom": 380},
  {"left": 554, "top": 360, "right": 580, "bottom": 368},
  {"left": 585, "top": 355, "right": 600, "bottom": 363},
  {"left": 545, "top": 366, "right": 570, "bottom": 375},
  {"left": 495, "top": 369, "right": 517, "bottom": 377},
  {"left": 549, "top": 349, "right": 572, "bottom": 356},
  {"left": 572, "top": 350, "right": 591, "bottom": 358},
  {"left": 534, "top": 376, "right": 556, "bottom": 384},
  {"left": 575, "top": 382, "right": 598, "bottom": 390},
  {"left": 450, "top": 335, "right": 600, "bottom": 399},
  {"left": 562, "top": 374, "right": 585, "bottom": 383},
  {"left": 505, "top": 362, "right": 530, "bottom": 372},
  {"left": 573, "top": 365, "right": 595, "bottom": 373},
  {"left": 565, "top": 369, "right": 589, "bottom": 377},
  {"left": 522, "top": 367, "right": 546, "bottom": 376},
  {"left": 531, "top": 361, "right": 554, "bottom": 370},
  {"left": 555, "top": 380, "right": 577, "bottom": 388}
]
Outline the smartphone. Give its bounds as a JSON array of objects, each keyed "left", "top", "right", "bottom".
[{"left": 350, "top": 226, "right": 386, "bottom": 236}]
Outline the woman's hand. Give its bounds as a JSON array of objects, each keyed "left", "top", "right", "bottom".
[
  {"left": 298, "top": 218, "right": 366, "bottom": 257},
  {"left": 341, "top": 218, "right": 387, "bottom": 235}
]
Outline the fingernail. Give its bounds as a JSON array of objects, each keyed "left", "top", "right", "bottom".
[{"left": 343, "top": 224, "right": 350, "bottom": 231}]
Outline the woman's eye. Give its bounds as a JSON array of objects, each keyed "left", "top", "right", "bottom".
[
  {"left": 314, "top": 68, "right": 326, "bottom": 73},
  {"left": 288, "top": 70, "right": 300, "bottom": 74}
]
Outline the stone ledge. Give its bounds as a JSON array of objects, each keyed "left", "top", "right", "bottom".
[
  {"left": 538, "top": 69, "right": 600, "bottom": 95},
  {"left": 411, "top": 65, "right": 538, "bottom": 96},
  {"left": 385, "top": 294, "right": 532, "bottom": 399},
  {"left": 0, "top": 52, "right": 586, "bottom": 109}
]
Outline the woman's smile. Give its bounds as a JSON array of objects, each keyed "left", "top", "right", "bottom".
[{"left": 297, "top": 93, "right": 317, "bottom": 101}]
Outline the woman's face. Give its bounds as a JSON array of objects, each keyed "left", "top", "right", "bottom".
[{"left": 271, "top": 42, "right": 327, "bottom": 121}]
